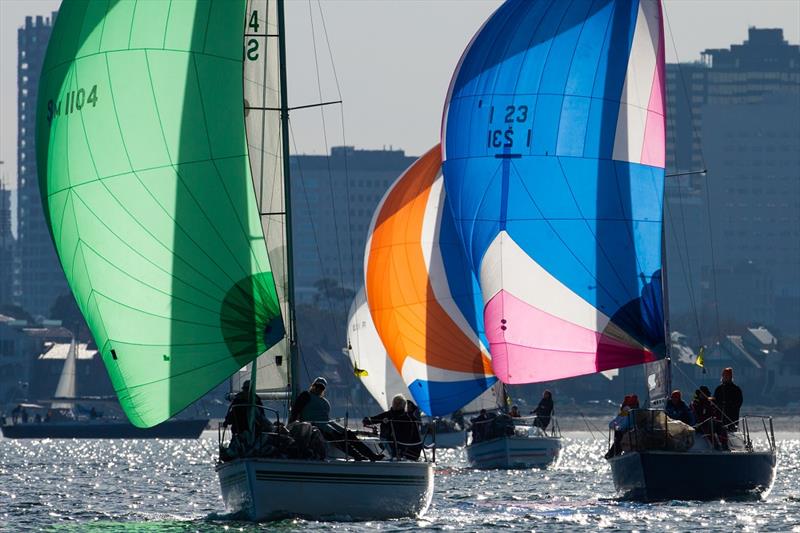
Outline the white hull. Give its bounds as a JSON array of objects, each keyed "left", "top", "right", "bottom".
[
  {"left": 217, "top": 457, "right": 434, "bottom": 521},
  {"left": 466, "top": 435, "right": 562, "bottom": 469},
  {"left": 434, "top": 430, "right": 466, "bottom": 448}
]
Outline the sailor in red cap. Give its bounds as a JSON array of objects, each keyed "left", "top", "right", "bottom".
[{"left": 714, "top": 367, "right": 743, "bottom": 432}]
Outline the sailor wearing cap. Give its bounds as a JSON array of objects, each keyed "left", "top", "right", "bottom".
[
  {"left": 289, "top": 376, "right": 383, "bottom": 461},
  {"left": 289, "top": 377, "right": 331, "bottom": 424}
]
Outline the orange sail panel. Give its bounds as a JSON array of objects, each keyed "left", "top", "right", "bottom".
[{"left": 365, "top": 145, "right": 496, "bottom": 416}]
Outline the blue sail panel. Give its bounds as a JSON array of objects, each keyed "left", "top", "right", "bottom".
[{"left": 442, "top": 0, "right": 667, "bottom": 384}]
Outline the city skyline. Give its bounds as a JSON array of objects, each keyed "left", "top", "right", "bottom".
[{"left": 1, "top": 0, "right": 799, "bottom": 196}]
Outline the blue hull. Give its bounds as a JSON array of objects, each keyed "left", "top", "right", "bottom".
[
  {"left": 1, "top": 419, "right": 207, "bottom": 439},
  {"left": 608, "top": 450, "right": 777, "bottom": 501}
]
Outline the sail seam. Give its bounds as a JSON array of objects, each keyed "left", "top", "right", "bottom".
[
  {"left": 46, "top": 153, "right": 249, "bottom": 198},
  {"left": 190, "top": 52, "right": 271, "bottom": 276},
  {"left": 554, "top": 156, "right": 648, "bottom": 299},
  {"left": 43, "top": 47, "right": 241, "bottom": 75},
  {"left": 505, "top": 161, "right": 626, "bottom": 311},
  {"left": 71, "top": 230, "right": 224, "bottom": 316},
  {"left": 68, "top": 187, "right": 228, "bottom": 298}
]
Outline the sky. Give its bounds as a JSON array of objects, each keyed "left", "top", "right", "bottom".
[{"left": 1, "top": 0, "right": 799, "bottom": 197}]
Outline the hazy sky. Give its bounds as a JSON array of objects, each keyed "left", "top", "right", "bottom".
[{"left": 1, "top": 0, "right": 799, "bottom": 194}]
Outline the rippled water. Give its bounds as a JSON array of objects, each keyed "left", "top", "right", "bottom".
[{"left": 1, "top": 431, "right": 799, "bottom": 532}]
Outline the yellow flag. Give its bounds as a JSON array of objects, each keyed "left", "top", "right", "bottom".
[
  {"left": 353, "top": 365, "right": 369, "bottom": 377},
  {"left": 695, "top": 346, "right": 705, "bottom": 368}
]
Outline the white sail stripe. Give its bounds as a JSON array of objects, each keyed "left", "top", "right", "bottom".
[
  {"left": 346, "top": 288, "right": 410, "bottom": 411},
  {"left": 461, "top": 381, "right": 504, "bottom": 413},
  {"left": 479, "top": 231, "right": 612, "bottom": 333},
  {"left": 612, "top": 0, "right": 660, "bottom": 164},
  {"left": 401, "top": 355, "right": 492, "bottom": 386},
  {"left": 420, "top": 176, "right": 490, "bottom": 356}
]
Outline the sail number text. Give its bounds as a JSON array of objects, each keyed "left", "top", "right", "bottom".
[
  {"left": 46, "top": 84, "right": 99, "bottom": 124},
  {"left": 483, "top": 103, "right": 532, "bottom": 149},
  {"left": 245, "top": 10, "right": 261, "bottom": 61}
]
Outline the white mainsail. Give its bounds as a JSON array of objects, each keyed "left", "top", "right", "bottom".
[
  {"left": 461, "top": 381, "right": 504, "bottom": 415},
  {"left": 51, "top": 338, "right": 77, "bottom": 410},
  {"left": 238, "top": 0, "right": 290, "bottom": 396}
]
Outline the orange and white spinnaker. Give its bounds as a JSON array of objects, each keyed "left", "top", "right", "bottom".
[{"left": 363, "top": 145, "right": 497, "bottom": 416}]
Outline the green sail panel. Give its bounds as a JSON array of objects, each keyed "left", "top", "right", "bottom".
[{"left": 35, "top": 0, "right": 284, "bottom": 427}]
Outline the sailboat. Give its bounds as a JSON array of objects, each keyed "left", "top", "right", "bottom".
[
  {"left": 36, "top": 0, "right": 432, "bottom": 521},
  {"left": 357, "top": 143, "right": 562, "bottom": 467},
  {"left": 348, "top": 290, "right": 502, "bottom": 450},
  {"left": 441, "top": 0, "right": 776, "bottom": 498},
  {"left": 1, "top": 338, "right": 207, "bottom": 439},
  {"left": 464, "top": 385, "right": 562, "bottom": 469}
]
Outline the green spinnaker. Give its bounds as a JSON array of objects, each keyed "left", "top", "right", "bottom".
[{"left": 35, "top": 0, "right": 284, "bottom": 427}]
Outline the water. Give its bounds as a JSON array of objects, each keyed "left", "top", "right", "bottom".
[{"left": 2, "top": 432, "right": 799, "bottom": 532}]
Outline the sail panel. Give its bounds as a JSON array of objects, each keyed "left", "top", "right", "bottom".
[
  {"left": 240, "top": 0, "right": 291, "bottom": 395},
  {"left": 365, "top": 145, "right": 496, "bottom": 416},
  {"left": 442, "top": 0, "right": 666, "bottom": 384},
  {"left": 346, "top": 288, "right": 411, "bottom": 411},
  {"left": 36, "top": 1, "right": 283, "bottom": 427}
]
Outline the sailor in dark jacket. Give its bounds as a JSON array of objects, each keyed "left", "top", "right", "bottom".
[
  {"left": 531, "top": 390, "right": 554, "bottom": 431},
  {"left": 363, "top": 394, "right": 421, "bottom": 460},
  {"left": 714, "top": 367, "right": 743, "bottom": 431},
  {"left": 291, "top": 377, "right": 383, "bottom": 461},
  {"left": 664, "top": 390, "right": 694, "bottom": 426},
  {"left": 470, "top": 409, "right": 495, "bottom": 443},
  {"left": 224, "top": 380, "right": 268, "bottom": 436}
]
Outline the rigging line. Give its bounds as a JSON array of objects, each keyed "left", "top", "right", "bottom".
[
  {"left": 663, "top": 184, "right": 703, "bottom": 342},
  {"left": 663, "top": 1, "right": 720, "bottom": 343},
  {"left": 244, "top": 100, "right": 342, "bottom": 111},
  {"left": 675, "top": 172, "right": 704, "bottom": 342},
  {"left": 307, "top": 0, "right": 350, "bottom": 320},
  {"left": 666, "top": 170, "right": 707, "bottom": 178},
  {"left": 662, "top": 2, "right": 708, "bottom": 172},
  {"left": 315, "top": 0, "right": 361, "bottom": 365},
  {"left": 309, "top": 5, "right": 366, "bottom": 416},
  {"left": 287, "top": 123, "right": 347, "bottom": 325}
]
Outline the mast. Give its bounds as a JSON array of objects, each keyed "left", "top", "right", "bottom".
[{"left": 276, "top": 0, "right": 299, "bottom": 404}]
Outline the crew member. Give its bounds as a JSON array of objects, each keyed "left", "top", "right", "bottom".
[
  {"left": 291, "top": 377, "right": 383, "bottom": 461},
  {"left": 714, "top": 367, "right": 743, "bottom": 431}
]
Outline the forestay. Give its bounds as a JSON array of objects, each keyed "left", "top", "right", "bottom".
[
  {"left": 364, "top": 145, "right": 496, "bottom": 416},
  {"left": 442, "top": 0, "right": 667, "bottom": 384},
  {"left": 36, "top": 1, "right": 284, "bottom": 427}
]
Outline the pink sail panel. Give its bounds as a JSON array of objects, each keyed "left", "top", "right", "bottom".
[{"left": 485, "top": 290, "right": 656, "bottom": 384}]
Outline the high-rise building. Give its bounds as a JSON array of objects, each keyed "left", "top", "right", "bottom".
[
  {"left": 289, "top": 146, "right": 416, "bottom": 300},
  {"left": 17, "top": 13, "right": 68, "bottom": 317},
  {"left": 0, "top": 180, "right": 14, "bottom": 305},
  {"left": 664, "top": 28, "right": 800, "bottom": 340}
]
